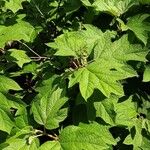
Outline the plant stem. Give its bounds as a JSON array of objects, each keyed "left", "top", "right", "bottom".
[
  {"left": 17, "top": 40, "right": 41, "bottom": 58},
  {"left": 34, "top": 129, "right": 59, "bottom": 140},
  {"left": 47, "top": 134, "right": 59, "bottom": 141},
  {"left": 32, "top": 0, "right": 45, "bottom": 19}
]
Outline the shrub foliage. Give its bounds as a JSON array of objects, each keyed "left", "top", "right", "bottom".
[{"left": 0, "top": 0, "right": 150, "bottom": 149}]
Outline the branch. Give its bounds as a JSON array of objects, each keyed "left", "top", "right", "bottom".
[
  {"left": 17, "top": 40, "right": 41, "bottom": 58},
  {"left": 34, "top": 129, "right": 59, "bottom": 141}
]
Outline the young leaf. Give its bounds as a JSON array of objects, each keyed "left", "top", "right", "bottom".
[
  {"left": 0, "top": 75, "right": 22, "bottom": 92},
  {"left": 127, "top": 14, "right": 150, "bottom": 45},
  {"left": 59, "top": 122, "right": 116, "bottom": 150},
  {"left": 7, "top": 49, "right": 31, "bottom": 68}
]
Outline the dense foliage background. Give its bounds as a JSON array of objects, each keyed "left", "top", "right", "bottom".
[{"left": 0, "top": 0, "right": 150, "bottom": 149}]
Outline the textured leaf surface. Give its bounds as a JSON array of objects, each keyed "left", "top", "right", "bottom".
[
  {"left": 32, "top": 75, "right": 68, "bottom": 129},
  {"left": 94, "top": 98, "right": 115, "bottom": 125},
  {"left": 69, "top": 27, "right": 148, "bottom": 100},
  {"left": 114, "top": 97, "right": 137, "bottom": 126},
  {"left": 2, "top": 138, "right": 39, "bottom": 150},
  {"left": 0, "top": 15, "right": 36, "bottom": 48},
  {"left": 127, "top": 14, "right": 150, "bottom": 45},
  {"left": 59, "top": 122, "right": 116, "bottom": 150},
  {"left": 69, "top": 62, "right": 125, "bottom": 100},
  {"left": 143, "top": 65, "right": 150, "bottom": 82},
  {"left": 124, "top": 119, "right": 149, "bottom": 150},
  {"left": 47, "top": 32, "right": 87, "bottom": 57},
  {"left": 94, "top": 96, "right": 137, "bottom": 126},
  {"left": 4, "top": 0, "right": 25, "bottom": 13},
  {"left": 0, "top": 92, "right": 26, "bottom": 116},
  {"left": 0, "top": 107, "right": 14, "bottom": 134},
  {"left": 38, "top": 141, "right": 61, "bottom": 150},
  {"left": 92, "top": 0, "right": 138, "bottom": 16},
  {"left": 7, "top": 49, "right": 31, "bottom": 68},
  {"left": 0, "top": 127, "right": 39, "bottom": 149},
  {"left": 0, "top": 75, "right": 22, "bottom": 92}
]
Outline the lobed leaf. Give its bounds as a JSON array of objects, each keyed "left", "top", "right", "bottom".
[{"left": 59, "top": 122, "right": 116, "bottom": 150}]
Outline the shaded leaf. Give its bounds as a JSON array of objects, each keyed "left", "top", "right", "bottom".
[
  {"left": 94, "top": 98, "right": 116, "bottom": 125},
  {"left": 0, "top": 75, "right": 22, "bottom": 92},
  {"left": 7, "top": 49, "right": 31, "bottom": 68},
  {"left": 0, "top": 15, "right": 37, "bottom": 48},
  {"left": 127, "top": 14, "right": 150, "bottom": 45}
]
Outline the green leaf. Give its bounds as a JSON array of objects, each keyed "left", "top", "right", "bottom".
[
  {"left": 81, "top": 24, "right": 116, "bottom": 58},
  {"left": 69, "top": 63, "right": 124, "bottom": 100},
  {"left": 7, "top": 49, "right": 31, "bottom": 68},
  {"left": 127, "top": 14, "right": 150, "bottom": 45},
  {"left": 140, "top": 137, "right": 150, "bottom": 150},
  {"left": 114, "top": 96, "right": 137, "bottom": 126},
  {"left": 59, "top": 122, "right": 116, "bottom": 150},
  {"left": 39, "top": 141, "right": 61, "bottom": 150},
  {"left": 2, "top": 137, "right": 39, "bottom": 150},
  {"left": 92, "top": 0, "right": 138, "bottom": 16},
  {"left": 124, "top": 119, "right": 150, "bottom": 150},
  {"left": 94, "top": 97, "right": 116, "bottom": 125},
  {"left": 143, "top": 65, "right": 150, "bottom": 82},
  {"left": 35, "top": 74, "right": 58, "bottom": 97},
  {"left": 0, "top": 126, "right": 39, "bottom": 149},
  {"left": 4, "top": 0, "right": 25, "bottom": 13},
  {"left": 31, "top": 76, "right": 68, "bottom": 130},
  {"left": 0, "top": 75, "right": 22, "bottom": 92},
  {"left": 29, "top": 0, "right": 52, "bottom": 16},
  {"left": 81, "top": 0, "right": 92, "bottom": 6},
  {"left": 0, "top": 107, "right": 14, "bottom": 134},
  {"left": 0, "top": 15, "right": 37, "bottom": 48},
  {"left": 0, "top": 92, "right": 26, "bottom": 116},
  {"left": 94, "top": 96, "right": 137, "bottom": 126},
  {"left": 64, "top": 0, "right": 81, "bottom": 14},
  {"left": 139, "top": 0, "right": 150, "bottom": 4},
  {"left": 69, "top": 28, "right": 148, "bottom": 100},
  {"left": 47, "top": 32, "right": 87, "bottom": 57}
]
